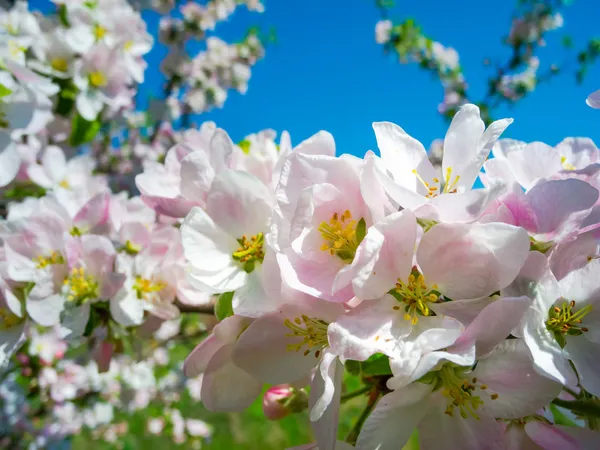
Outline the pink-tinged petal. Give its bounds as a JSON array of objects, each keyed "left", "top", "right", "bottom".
[
  {"left": 492, "top": 138, "right": 527, "bottom": 159},
  {"left": 0, "top": 135, "right": 20, "bottom": 188},
  {"left": 505, "top": 142, "right": 563, "bottom": 190},
  {"left": 277, "top": 252, "right": 353, "bottom": 303},
  {"left": 206, "top": 169, "right": 273, "bottom": 238},
  {"left": 566, "top": 337, "right": 600, "bottom": 397},
  {"left": 421, "top": 181, "right": 505, "bottom": 223},
  {"left": 498, "top": 191, "right": 538, "bottom": 230},
  {"left": 418, "top": 222, "right": 530, "bottom": 300},
  {"left": 208, "top": 128, "right": 234, "bottom": 171},
  {"left": 41, "top": 145, "right": 67, "bottom": 184},
  {"left": 79, "top": 235, "right": 117, "bottom": 279},
  {"left": 73, "top": 192, "right": 110, "bottom": 233},
  {"left": 373, "top": 121, "right": 438, "bottom": 197},
  {"left": 294, "top": 131, "right": 336, "bottom": 157},
  {"left": 418, "top": 397, "right": 504, "bottom": 450},
  {"left": 586, "top": 89, "right": 600, "bottom": 109},
  {"left": 550, "top": 231, "right": 599, "bottom": 281},
  {"left": 26, "top": 293, "right": 65, "bottom": 327},
  {"left": 181, "top": 206, "right": 239, "bottom": 272},
  {"left": 139, "top": 193, "right": 198, "bottom": 218},
  {"left": 525, "top": 422, "right": 597, "bottom": 450},
  {"left": 184, "top": 334, "right": 221, "bottom": 377},
  {"left": 201, "top": 343, "right": 262, "bottom": 412},
  {"left": 328, "top": 295, "right": 413, "bottom": 361},
  {"left": 452, "top": 296, "right": 532, "bottom": 358},
  {"left": 472, "top": 340, "right": 561, "bottom": 419},
  {"left": 353, "top": 210, "right": 417, "bottom": 300},
  {"left": 310, "top": 352, "right": 343, "bottom": 450},
  {"left": 179, "top": 151, "right": 213, "bottom": 204},
  {"left": 527, "top": 179, "right": 598, "bottom": 241},
  {"left": 232, "top": 312, "right": 320, "bottom": 385},
  {"left": 503, "top": 423, "right": 542, "bottom": 450},
  {"left": 504, "top": 251, "right": 560, "bottom": 309},
  {"left": 356, "top": 384, "right": 431, "bottom": 450},
  {"left": 430, "top": 297, "right": 493, "bottom": 327},
  {"left": 119, "top": 222, "right": 151, "bottom": 249}
]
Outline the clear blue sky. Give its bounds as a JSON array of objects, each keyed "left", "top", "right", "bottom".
[{"left": 39, "top": 0, "right": 600, "bottom": 156}]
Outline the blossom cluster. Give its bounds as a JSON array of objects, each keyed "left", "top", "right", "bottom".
[
  {"left": 0, "top": 321, "right": 211, "bottom": 449},
  {"left": 157, "top": 0, "right": 266, "bottom": 118},
  {"left": 374, "top": 1, "right": 570, "bottom": 122},
  {"left": 158, "top": 104, "right": 600, "bottom": 449}
]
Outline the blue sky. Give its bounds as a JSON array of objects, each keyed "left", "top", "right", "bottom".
[{"left": 39, "top": 0, "right": 600, "bottom": 156}]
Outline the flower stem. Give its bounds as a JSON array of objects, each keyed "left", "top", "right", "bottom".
[
  {"left": 345, "top": 389, "right": 380, "bottom": 445},
  {"left": 552, "top": 398, "right": 600, "bottom": 418},
  {"left": 341, "top": 385, "right": 372, "bottom": 403}
]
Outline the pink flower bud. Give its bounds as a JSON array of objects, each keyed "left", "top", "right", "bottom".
[
  {"left": 16, "top": 353, "right": 29, "bottom": 365},
  {"left": 262, "top": 385, "right": 308, "bottom": 421}
]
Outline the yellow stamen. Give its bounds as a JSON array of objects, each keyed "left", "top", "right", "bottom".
[
  {"left": 391, "top": 270, "right": 439, "bottom": 324},
  {"left": 284, "top": 315, "right": 329, "bottom": 357},
  {"left": 232, "top": 233, "right": 265, "bottom": 272},
  {"left": 133, "top": 276, "right": 167, "bottom": 302},
  {"left": 51, "top": 57, "right": 69, "bottom": 73},
  {"left": 93, "top": 23, "right": 107, "bottom": 41},
  {"left": 318, "top": 210, "right": 361, "bottom": 262},
  {"left": 89, "top": 71, "right": 107, "bottom": 88},
  {"left": 546, "top": 300, "right": 592, "bottom": 347},
  {"left": 560, "top": 156, "right": 576, "bottom": 171},
  {"left": 33, "top": 251, "right": 65, "bottom": 269},
  {"left": 442, "top": 167, "right": 461, "bottom": 194},
  {"left": 63, "top": 267, "right": 99, "bottom": 304},
  {"left": 0, "top": 307, "right": 22, "bottom": 330}
]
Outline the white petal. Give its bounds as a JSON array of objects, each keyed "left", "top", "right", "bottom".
[
  {"left": 472, "top": 340, "right": 561, "bottom": 419},
  {"left": 418, "top": 222, "right": 530, "bottom": 300},
  {"left": 356, "top": 384, "right": 430, "bottom": 450},
  {"left": 201, "top": 343, "right": 262, "bottom": 412}
]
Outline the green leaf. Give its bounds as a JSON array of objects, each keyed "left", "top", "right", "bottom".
[
  {"left": 215, "top": 292, "right": 234, "bottom": 321},
  {"left": 0, "top": 83, "right": 12, "bottom": 98},
  {"left": 361, "top": 353, "right": 392, "bottom": 376},
  {"left": 549, "top": 403, "right": 578, "bottom": 426},
  {"left": 58, "top": 4, "right": 70, "bottom": 27},
  {"left": 355, "top": 218, "right": 367, "bottom": 246},
  {"left": 345, "top": 360, "right": 361, "bottom": 376},
  {"left": 69, "top": 113, "right": 101, "bottom": 146}
]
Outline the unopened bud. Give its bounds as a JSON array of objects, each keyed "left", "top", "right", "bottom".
[
  {"left": 262, "top": 385, "right": 308, "bottom": 421},
  {"left": 16, "top": 353, "right": 29, "bottom": 365}
]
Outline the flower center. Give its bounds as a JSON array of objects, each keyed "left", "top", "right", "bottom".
[
  {"left": 232, "top": 233, "right": 265, "bottom": 273},
  {"left": 51, "top": 57, "right": 69, "bottom": 73},
  {"left": 89, "top": 71, "right": 107, "bottom": 88},
  {"left": 546, "top": 300, "right": 592, "bottom": 347},
  {"left": 63, "top": 267, "right": 99, "bottom": 303},
  {"left": 424, "top": 364, "right": 496, "bottom": 419},
  {"left": 33, "top": 251, "right": 65, "bottom": 269},
  {"left": 59, "top": 179, "right": 70, "bottom": 189},
  {"left": 93, "top": 23, "right": 107, "bottom": 41},
  {"left": 284, "top": 315, "right": 329, "bottom": 358},
  {"left": 560, "top": 156, "right": 576, "bottom": 171},
  {"left": 389, "top": 271, "right": 439, "bottom": 324},
  {"left": 318, "top": 210, "right": 363, "bottom": 263},
  {"left": 133, "top": 276, "right": 167, "bottom": 301},
  {"left": 0, "top": 307, "right": 22, "bottom": 330},
  {"left": 412, "top": 167, "right": 460, "bottom": 198}
]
